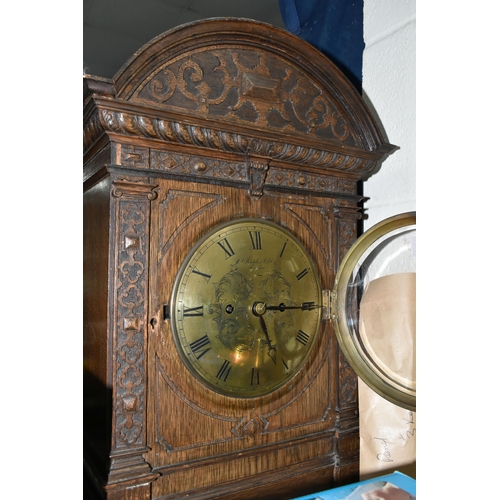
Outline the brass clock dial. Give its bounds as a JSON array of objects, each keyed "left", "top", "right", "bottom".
[{"left": 170, "top": 219, "right": 323, "bottom": 398}]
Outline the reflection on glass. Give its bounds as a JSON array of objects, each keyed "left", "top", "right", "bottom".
[{"left": 346, "top": 226, "right": 416, "bottom": 397}]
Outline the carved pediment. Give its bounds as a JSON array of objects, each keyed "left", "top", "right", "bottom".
[
  {"left": 84, "top": 19, "right": 396, "bottom": 178},
  {"left": 127, "top": 47, "right": 355, "bottom": 147},
  {"left": 109, "top": 20, "right": 392, "bottom": 154}
]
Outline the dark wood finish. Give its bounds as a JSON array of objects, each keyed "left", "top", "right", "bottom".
[{"left": 83, "top": 19, "right": 395, "bottom": 499}]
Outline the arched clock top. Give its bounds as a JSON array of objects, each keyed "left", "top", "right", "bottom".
[{"left": 84, "top": 19, "right": 396, "bottom": 172}]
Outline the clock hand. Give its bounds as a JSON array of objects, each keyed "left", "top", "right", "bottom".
[
  {"left": 265, "top": 302, "right": 322, "bottom": 312},
  {"left": 252, "top": 302, "right": 277, "bottom": 364},
  {"left": 259, "top": 316, "right": 277, "bottom": 364}
]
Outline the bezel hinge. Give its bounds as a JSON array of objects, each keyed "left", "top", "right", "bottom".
[{"left": 322, "top": 289, "right": 334, "bottom": 320}]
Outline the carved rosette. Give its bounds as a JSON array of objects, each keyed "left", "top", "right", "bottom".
[{"left": 111, "top": 180, "right": 158, "bottom": 452}]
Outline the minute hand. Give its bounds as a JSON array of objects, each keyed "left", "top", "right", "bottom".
[{"left": 265, "top": 302, "right": 322, "bottom": 312}]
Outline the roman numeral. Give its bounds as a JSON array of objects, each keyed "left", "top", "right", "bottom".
[
  {"left": 281, "top": 358, "right": 289, "bottom": 372},
  {"left": 183, "top": 305, "right": 204, "bottom": 317},
  {"left": 192, "top": 268, "right": 212, "bottom": 282},
  {"left": 250, "top": 367, "right": 260, "bottom": 385},
  {"left": 296, "top": 330, "right": 310, "bottom": 346},
  {"left": 217, "top": 238, "right": 235, "bottom": 259},
  {"left": 249, "top": 231, "right": 262, "bottom": 250},
  {"left": 189, "top": 334, "right": 212, "bottom": 360},
  {"left": 296, "top": 268, "right": 309, "bottom": 281},
  {"left": 279, "top": 242, "right": 287, "bottom": 258},
  {"left": 216, "top": 359, "right": 232, "bottom": 382}
]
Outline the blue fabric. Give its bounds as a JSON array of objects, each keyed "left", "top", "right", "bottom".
[{"left": 279, "top": 0, "right": 364, "bottom": 92}]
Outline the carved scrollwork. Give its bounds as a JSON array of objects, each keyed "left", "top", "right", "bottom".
[
  {"left": 111, "top": 179, "right": 158, "bottom": 200},
  {"left": 136, "top": 48, "right": 355, "bottom": 146},
  {"left": 173, "top": 56, "right": 232, "bottom": 113},
  {"left": 119, "top": 335, "right": 144, "bottom": 365},
  {"left": 150, "top": 68, "right": 176, "bottom": 102}
]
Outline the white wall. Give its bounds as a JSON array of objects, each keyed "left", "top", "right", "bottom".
[
  {"left": 362, "top": 0, "right": 416, "bottom": 228},
  {"left": 358, "top": 0, "right": 416, "bottom": 479}
]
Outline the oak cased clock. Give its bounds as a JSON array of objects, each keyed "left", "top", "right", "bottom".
[{"left": 83, "top": 19, "right": 396, "bottom": 500}]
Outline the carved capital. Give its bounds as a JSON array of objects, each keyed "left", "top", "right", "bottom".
[
  {"left": 247, "top": 159, "right": 269, "bottom": 197},
  {"left": 111, "top": 179, "right": 158, "bottom": 200}
]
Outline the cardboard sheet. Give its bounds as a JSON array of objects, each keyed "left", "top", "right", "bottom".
[
  {"left": 359, "top": 273, "right": 416, "bottom": 389},
  {"left": 359, "top": 378, "right": 416, "bottom": 479},
  {"left": 358, "top": 272, "right": 416, "bottom": 478}
]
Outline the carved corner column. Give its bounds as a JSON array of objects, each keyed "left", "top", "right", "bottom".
[
  {"left": 106, "top": 179, "right": 160, "bottom": 499},
  {"left": 333, "top": 206, "right": 362, "bottom": 483}
]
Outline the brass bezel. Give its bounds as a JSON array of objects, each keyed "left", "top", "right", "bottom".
[{"left": 333, "top": 212, "right": 416, "bottom": 411}]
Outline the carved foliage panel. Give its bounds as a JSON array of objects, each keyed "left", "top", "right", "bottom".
[{"left": 132, "top": 47, "right": 358, "bottom": 147}]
